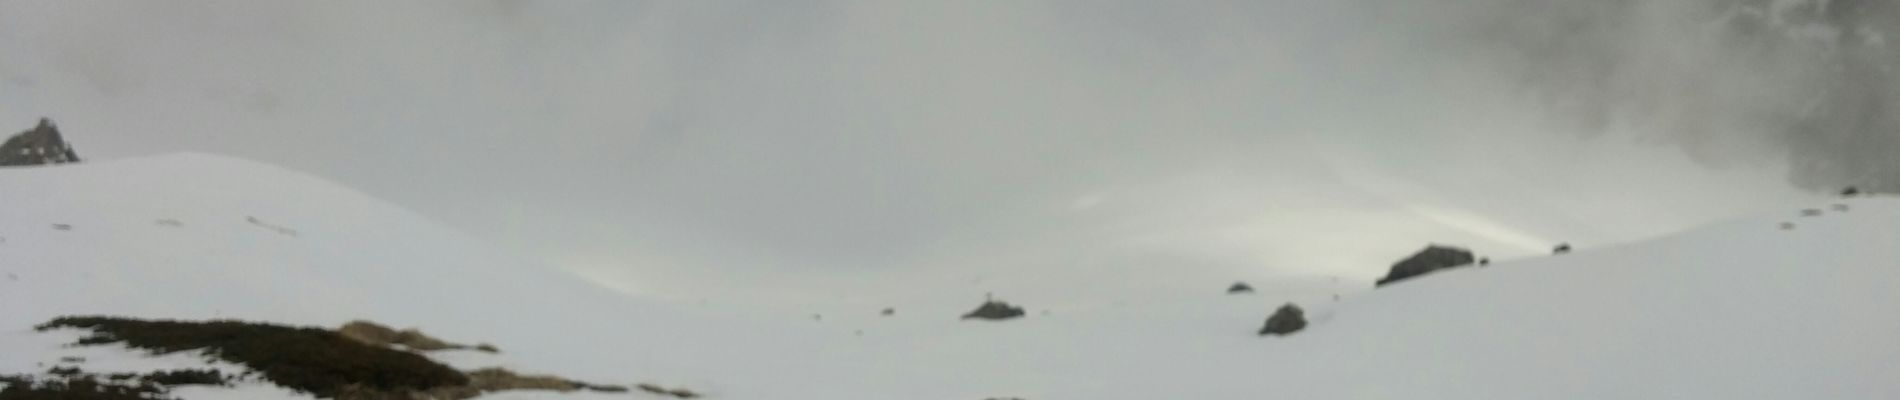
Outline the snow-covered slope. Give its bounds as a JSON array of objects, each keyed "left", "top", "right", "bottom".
[
  {"left": 0, "top": 153, "right": 845, "bottom": 398},
  {"left": 5, "top": 153, "right": 1899, "bottom": 399}
]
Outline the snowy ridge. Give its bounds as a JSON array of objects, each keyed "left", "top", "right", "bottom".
[{"left": 4, "top": 153, "right": 1899, "bottom": 399}]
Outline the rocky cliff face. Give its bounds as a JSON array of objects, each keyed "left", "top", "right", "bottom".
[{"left": 0, "top": 118, "right": 81, "bottom": 166}]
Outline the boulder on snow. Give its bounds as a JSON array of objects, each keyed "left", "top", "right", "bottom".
[
  {"left": 1227, "top": 281, "right": 1255, "bottom": 294},
  {"left": 1841, "top": 186, "right": 1860, "bottom": 197},
  {"left": 0, "top": 118, "right": 81, "bottom": 166},
  {"left": 1258, "top": 303, "right": 1307, "bottom": 336},
  {"left": 961, "top": 295, "right": 1026, "bottom": 320},
  {"left": 1374, "top": 245, "right": 1476, "bottom": 287},
  {"left": 1553, "top": 243, "right": 1573, "bottom": 254}
]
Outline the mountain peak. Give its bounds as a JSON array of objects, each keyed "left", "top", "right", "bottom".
[{"left": 0, "top": 117, "right": 81, "bottom": 166}]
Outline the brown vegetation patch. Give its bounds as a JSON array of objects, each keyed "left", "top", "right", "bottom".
[
  {"left": 37, "top": 316, "right": 467, "bottom": 398},
  {"left": 338, "top": 320, "right": 498, "bottom": 353}
]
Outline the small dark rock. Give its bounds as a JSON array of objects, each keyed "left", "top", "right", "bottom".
[
  {"left": 1226, "top": 282, "right": 1254, "bottom": 294},
  {"left": 880, "top": 308, "right": 895, "bottom": 316},
  {"left": 1374, "top": 245, "right": 1476, "bottom": 287},
  {"left": 1842, "top": 186, "right": 1860, "bottom": 197},
  {"left": 1258, "top": 303, "right": 1307, "bottom": 336},
  {"left": 961, "top": 295, "right": 1026, "bottom": 321},
  {"left": 1552, "top": 243, "right": 1572, "bottom": 254},
  {"left": 1477, "top": 257, "right": 1490, "bottom": 266}
]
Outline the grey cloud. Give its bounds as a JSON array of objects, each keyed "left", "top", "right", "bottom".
[
  {"left": 1430, "top": 0, "right": 1900, "bottom": 191},
  {"left": 0, "top": 1, "right": 1837, "bottom": 300}
]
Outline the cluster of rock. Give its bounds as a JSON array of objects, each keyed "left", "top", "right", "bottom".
[{"left": 0, "top": 118, "right": 80, "bottom": 166}]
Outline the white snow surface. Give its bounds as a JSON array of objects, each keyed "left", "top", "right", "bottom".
[{"left": 2, "top": 153, "right": 1898, "bottom": 399}]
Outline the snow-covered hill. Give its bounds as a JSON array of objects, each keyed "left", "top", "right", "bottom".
[{"left": 4, "top": 153, "right": 1898, "bottom": 399}]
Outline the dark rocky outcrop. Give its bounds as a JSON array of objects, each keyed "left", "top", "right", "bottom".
[
  {"left": 31, "top": 317, "right": 648, "bottom": 400},
  {"left": 961, "top": 296, "right": 1026, "bottom": 321},
  {"left": 1374, "top": 245, "right": 1476, "bottom": 287},
  {"left": 1258, "top": 303, "right": 1307, "bottom": 336},
  {"left": 0, "top": 118, "right": 81, "bottom": 167},
  {"left": 37, "top": 316, "right": 468, "bottom": 399},
  {"left": 1553, "top": 243, "right": 1573, "bottom": 254},
  {"left": 1841, "top": 186, "right": 1860, "bottom": 197},
  {"left": 1226, "top": 282, "right": 1254, "bottom": 294}
]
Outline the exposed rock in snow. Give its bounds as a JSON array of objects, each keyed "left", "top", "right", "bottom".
[
  {"left": 1258, "top": 303, "right": 1307, "bottom": 336},
  {"left": 1375, "top": 245, "right": 1476, "bottom": 286},
  {"left": 1226, "top": 282, "right": 1255, "bottom": 294},
  {"left": 0, "top": 118, "right": 80, "bottom": 166},
  {"left": 961, "top": 296, "right": 1026, "bottom": 320}
]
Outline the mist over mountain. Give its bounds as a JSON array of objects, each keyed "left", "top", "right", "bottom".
[
  {"left": 1441, "top": 0, "right": 1899, "bottom": 191},
  {"left": 0, "top": 1, "right": 1876, "bottom": 299}
]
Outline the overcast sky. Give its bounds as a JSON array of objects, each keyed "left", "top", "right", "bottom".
[{"left": 3, "top": 0, "right": 1886, "bottom": 303}]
